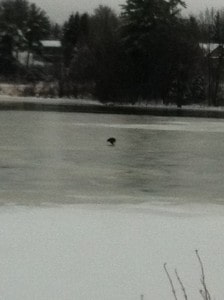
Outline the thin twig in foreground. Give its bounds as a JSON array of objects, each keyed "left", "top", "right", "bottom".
[
  {"left": 175, "top": 269, "right": 188, "bottom": 300},
  {"left": 195, "top": 250, "right": 211, "bottom": 300},
  {"left": 164, "top": 263, "right": 178, "bottom": 300}
]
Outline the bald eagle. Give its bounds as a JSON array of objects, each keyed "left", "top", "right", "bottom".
[{"left": 107, "top": 137, "right": 116, "bottom": 146}]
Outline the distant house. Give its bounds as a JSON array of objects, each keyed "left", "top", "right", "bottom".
[
  {"left": 14, "top": 39, "right": 62, "bottom": 66},
  {"left": 200, "top": 43, "right": 224, "bottom": 59},
  {"left": 39, "top": 40, "right": 62, "bottom": 63}
]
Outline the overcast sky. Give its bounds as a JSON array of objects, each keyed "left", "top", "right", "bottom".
[{"left": 32, "top": 0, "right": 224, "bottom": 24}]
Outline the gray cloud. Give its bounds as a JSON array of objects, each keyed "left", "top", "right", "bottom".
[{"left": 32, "top": 0, "right": 224, "bottom": 23}]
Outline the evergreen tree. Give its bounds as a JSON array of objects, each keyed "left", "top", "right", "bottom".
[
  {"left": 196, "top": 8, "right": 224, "bottom": 105},
  {"left": 50, "top": 23, "right": 62, "bottom": 40},
  {"left": 89, "top": 5, "right": 121, "bottom": 102},
  {"left": 60, "top": 12, "right": 91, "bottom": 96},
  {"left": 62, "top": 13, "right": 80, "bottom": 67},
  {"left": 25, "top": 3, "right": 50, "bottom": 66},
  {"left": 0, "top": 0, "right": 50, "bottom": 68},
  {"left": 61, "top": 6, "right": 120, "bottom": 100},
  {"left": 79, "top": 13, "right": 89, "bottom": 45},
  {"left": 120, "top": 0, "right": 202, "bottom": 106},
  {"left": 0, "top": 0, "right": 29, "bottom": 31}
]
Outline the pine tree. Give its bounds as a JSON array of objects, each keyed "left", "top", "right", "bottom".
[
  {"left": 25, "top": 3, "right": 50, "bottom": 66},
  {"left": 62, "top": 13, "right": 80, "bottom": 67},
  {"left": 0, "top": 0, "right": 50, "bottom": 71},
  {"left": 120, "top": 0, "right": 202, "bottom": 106}
]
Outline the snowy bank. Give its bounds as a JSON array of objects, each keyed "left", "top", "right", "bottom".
[
  {"left": 0, "top": 203, "right": 223, "bottom": 300},
  {"left": 0, "top": 94, "right": 224, "bottom": 118}
]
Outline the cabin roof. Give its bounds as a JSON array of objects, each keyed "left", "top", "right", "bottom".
[
  {"left": 199, "top": 43, "right": 220, "bottom": 52},
  {"left": 40, "top": 40, "right": 61, "bottom": 48}
]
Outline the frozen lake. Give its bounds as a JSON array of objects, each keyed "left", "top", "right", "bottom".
[
  {"left": 0, "top": 111, "right": 224, "bottom": 300},
  {"left": 1, "top": 111, "right": 224, "bottom": 205}
]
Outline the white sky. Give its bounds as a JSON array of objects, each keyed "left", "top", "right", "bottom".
[{"left": 32, "top": 0, "right": 224, "bottom": 24}]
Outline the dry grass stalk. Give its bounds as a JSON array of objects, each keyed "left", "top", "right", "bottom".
[
  {"left": 195, "top": 250, "right": 211, "bottom": 300},
  {"left": 175, "top": 269, "right": 188, "bottom": 300},
  {"left": 164, "top": 251, "right": 213, "bottom": 300},
  {"left": 163, "top": 263, "right": 178, "bottom": 300}
]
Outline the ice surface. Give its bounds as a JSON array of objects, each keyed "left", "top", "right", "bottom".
[
  {"left": 0, "top": 112, "right": 223, "bottom": 205},
  {"left": 0, "top": 111, "right": 223, "bottom": 299}
]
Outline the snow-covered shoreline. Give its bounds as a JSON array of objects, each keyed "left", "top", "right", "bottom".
[{"left": 0, "top": 94, "right": 224, "bottom": 118}]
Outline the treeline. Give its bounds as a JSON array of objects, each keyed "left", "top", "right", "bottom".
[{"left": 1, "top": 0, "right": 224, "bottom": 106}]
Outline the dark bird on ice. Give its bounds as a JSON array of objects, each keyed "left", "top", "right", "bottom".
[{"left": 107, "top": 137, "right": 116, "bottom": 146}]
